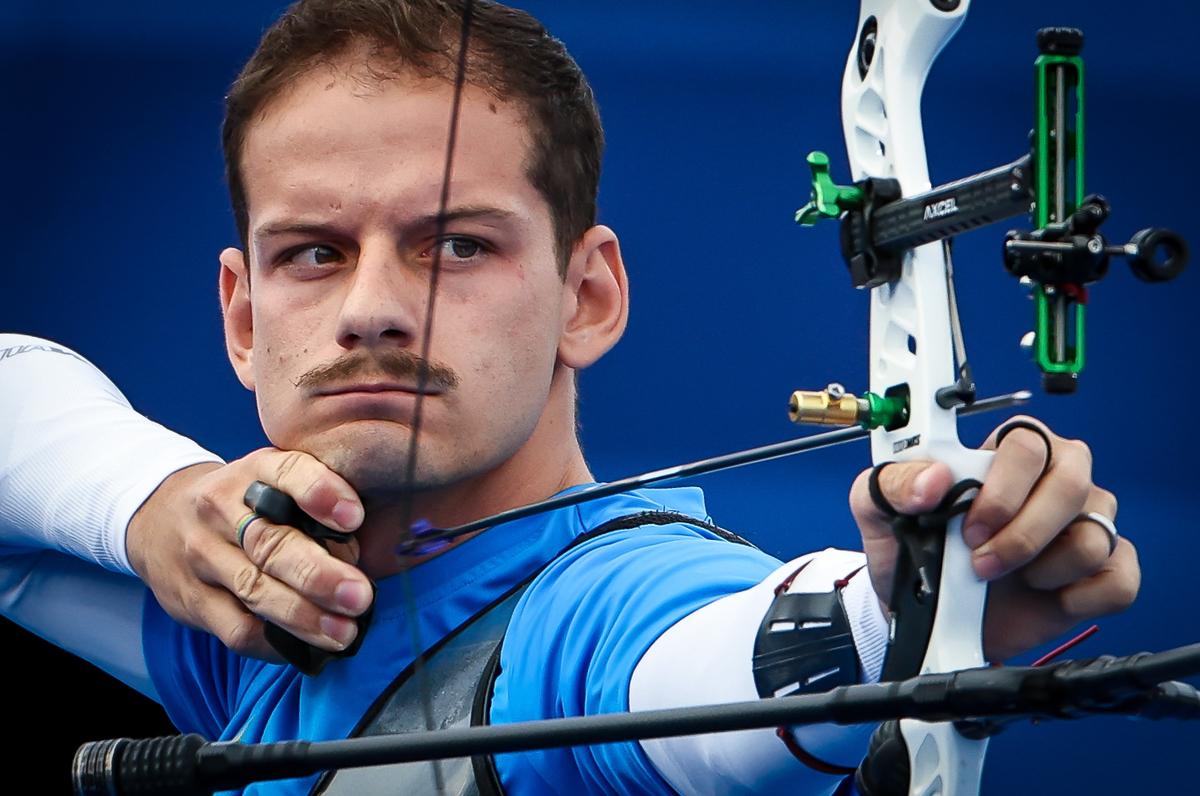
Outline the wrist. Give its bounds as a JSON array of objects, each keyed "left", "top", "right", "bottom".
[{"left": 126, "top": 461, "right": 222, "bottom": 580}]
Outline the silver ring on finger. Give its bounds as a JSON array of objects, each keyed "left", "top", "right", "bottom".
[
  {"left": 1075, "top": 511, "right": 1119, "bottom": 557},
  {"left": 236, "top": 512, "right": 264, "bottom": 551}
]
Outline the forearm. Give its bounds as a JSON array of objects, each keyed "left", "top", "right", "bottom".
[
  {"left": 630, "top": 548, "right": 888, "bottom": 795},
  {"left": 0, "top": 548, "right": 156, "bottom": 699},
  {"left": 0, "top": 334, "right": 223, "bottom": 573}
]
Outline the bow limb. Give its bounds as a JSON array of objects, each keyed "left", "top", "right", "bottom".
[{"left": 843, "top": 1, "right": 992, "bottom": 793}]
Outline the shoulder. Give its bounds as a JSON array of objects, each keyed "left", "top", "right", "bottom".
[
  {"left": 502, "top": 515, "right": 781, "bottom": 699},
  {"left": 539, "top": 516, "right": 779, "bottom": 600},
  {"left": 491, "top": 515, "right": 782, "bottom": 789}
]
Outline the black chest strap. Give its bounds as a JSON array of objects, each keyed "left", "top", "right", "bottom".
[
  {"left": 311, "top": 509, "right": 748, "bottom": 795},
  {"left": 470, "top": 510, "right": 752, "bottom": 796}
]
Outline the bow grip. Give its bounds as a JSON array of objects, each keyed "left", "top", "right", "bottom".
[{"left": 243, "top": 481, "right": 376, "bottom": 676}]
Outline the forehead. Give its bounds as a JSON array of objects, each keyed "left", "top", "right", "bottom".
[{"left": 240, "top": 61, "right": 546, "bottom": 233}]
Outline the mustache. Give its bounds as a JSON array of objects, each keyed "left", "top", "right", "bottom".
[{"left": 294, "top": 350, "right": 459, "bottom": 393}]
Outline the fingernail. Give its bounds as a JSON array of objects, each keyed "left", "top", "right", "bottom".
[
  {"left": 912, "top": 467, "right": 936, "bottom": 505},
  {"left": 320, "top": 614, "right": 356, "bottom": 650},
  {"left": 331, "top": 499, "right": 364, "bottom": 531},
  {"left": 964, "top": 523, "right": 992, "bottom": 549},
  {"left": 335, "top": 580, "right": 372, "bottom": 614},
  {"left": 973, "top": 548, "right": 1003, "bottom": 581}
]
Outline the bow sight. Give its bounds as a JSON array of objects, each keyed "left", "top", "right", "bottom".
[{"left": 794, "top": 26, "right": 1187, "bottom": 410}]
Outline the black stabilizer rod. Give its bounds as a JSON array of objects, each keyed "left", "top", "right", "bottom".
[
  {"left": 871, "top": 155, "right": 1033, "bottom": 253},
  {"left": 74, "top": 643, "right": 1200, "bottom": 795}
]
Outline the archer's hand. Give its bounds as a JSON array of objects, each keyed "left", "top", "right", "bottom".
[
  {"left": 849, "top": 416, "right": 1140, "bottom": 662},
  {"left": 125, "top": 449, "right": 372, "bottom": 660}
]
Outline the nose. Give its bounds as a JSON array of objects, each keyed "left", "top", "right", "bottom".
[{"left": 334, "top": 237, "right": 426, "bottom": 351}]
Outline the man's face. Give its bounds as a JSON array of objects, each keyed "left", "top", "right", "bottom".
[{"left": 227, "top": 60, "right": 569, "bottom": 500}]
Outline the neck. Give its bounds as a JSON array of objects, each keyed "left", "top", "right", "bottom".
[{"left": 355, "top": 370, "right": 592, "bottom": 578}]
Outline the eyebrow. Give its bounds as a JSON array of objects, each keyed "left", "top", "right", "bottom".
[
  {"left": 252, "top": 205, "right": 519, "bottom": 246},
  {"left": 431, "top": 206, "right": 518, "bottom": 226}
]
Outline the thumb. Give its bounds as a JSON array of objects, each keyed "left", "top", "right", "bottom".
[
  {"left": 849, "top": 460, "right": 954, "bottom": 606},
  {"left": 849, "top": 460, "right": 953, "bottom": 543}
]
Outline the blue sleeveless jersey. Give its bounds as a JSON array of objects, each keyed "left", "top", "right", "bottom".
[{"left": 143, "top": 486, "right": 792, "bottom": 794}]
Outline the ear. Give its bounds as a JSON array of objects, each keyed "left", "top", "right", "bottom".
[
  {"left": 558, "top": 225, "right": 629, "bottom": 370},
  {"left": 218, "top": 247, "right": 256, "bottom": 391}
]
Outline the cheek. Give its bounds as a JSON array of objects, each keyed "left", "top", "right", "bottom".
[
  {"left": 253, "top": 288, "right": 331, "bottom": 371},
  {"left": 497, "top": 290, "right": 560, "bottom": 375},
  {"left": 453, "top": 273, "right": 559, "bottom": 371},
  {"left": 249, "top": 308, "right": 324, "bottom": 441},
  {"left": 253, "top": 325, "right": 305, "bottom": 387},
  {"left": 451, "top": 288, "right": 560, "bottom": 418}
]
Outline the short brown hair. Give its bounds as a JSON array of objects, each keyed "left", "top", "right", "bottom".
[{"left": 223, "top": 0, "right": 604, "bottom": 272}]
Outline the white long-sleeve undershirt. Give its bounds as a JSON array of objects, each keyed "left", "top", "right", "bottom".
[
  {"left": 0, "top": 333, "right": 223, "bottom": 698},
  {"left": 0, "top": 334, "right": 224, "bottom": 574},
  {"left": 632, "top": 549, "right": 889, "bottom": 794}
]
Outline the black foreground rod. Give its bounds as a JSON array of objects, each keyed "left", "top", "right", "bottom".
[{"left": 74, "top": 642, "right": 1200, "bottom": 795}]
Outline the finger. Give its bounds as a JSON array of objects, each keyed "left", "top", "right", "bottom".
[
  {"left": 186, "top": 584, "right": 280, "bottom": 662},
  {"left": 969, "top": 431, "right": 1094, "bottom": 581},
  {"left": 197, "top": 531, "right": 362, "bottom": 651},
  {"left": 1055, "top": 536, "right": 1140, "bottom": 621},
  {"left": 963, "top": 418, "right": 1054, "bottom": 549},
  {"left": 253, "top": 448, "right": 364, "bottom": 533},
  {"left": 982, "top": 538, "right": 1138, "bottom": 660},
  {"left": 1021, "top": 488, "right": 1119, "bottom": 591},
  {"left": 237, "top": 517, "right": 374, "bottom": 618},
  {"left": 849, "top": 461, "right": 955, "bottom": 540},
  {"left": 849, "top": 462, "right": 953, "bottom": 602}
]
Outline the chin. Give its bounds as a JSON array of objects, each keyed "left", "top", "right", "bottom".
[
  {"left": 298, "top": 421, "right": 469, "bottom": 499},
  {"left": 329, "top": 451, "right": 414, "bottom": 498},
  {"left": 302, "top": 423, "right": 418, "bottom": 495}
]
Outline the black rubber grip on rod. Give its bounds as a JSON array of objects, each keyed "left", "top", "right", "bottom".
[
  {"left": 871, "top": 155, "right": 1034, "bottom": 253},
  {"left": 73, "top": 735, "right": 209, "bottom": 796}
]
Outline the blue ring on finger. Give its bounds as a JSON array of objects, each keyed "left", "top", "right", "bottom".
[{"left": 236, "top": 511, "right": 263, "bottom": 550}]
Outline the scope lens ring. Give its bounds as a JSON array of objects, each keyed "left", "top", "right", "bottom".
[{"left": 1128, "top": 228, "right": 1189, "bottom": 283}]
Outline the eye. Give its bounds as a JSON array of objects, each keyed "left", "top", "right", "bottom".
[
  {"left": 280, "top": 244, "right": 342, "bottom": 268},
  {"left": 431, "top": 236, "right": 486, "bottom": 263}
]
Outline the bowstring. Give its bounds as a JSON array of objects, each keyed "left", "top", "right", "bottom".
[{"left": 394, "top": 2, "right": 475, "bottom": 793}]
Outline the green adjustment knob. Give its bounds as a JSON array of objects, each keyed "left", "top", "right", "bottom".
[
  {"left": 863, "top": 390, "right": 908, "bottom": 431},
  {"left": 795, "top": 151, "right": 865, "bottom": 226}
]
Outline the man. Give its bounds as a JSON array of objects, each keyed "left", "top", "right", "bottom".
[{"left": 0, "top": 1, "right": 1135, "bottom": 793}]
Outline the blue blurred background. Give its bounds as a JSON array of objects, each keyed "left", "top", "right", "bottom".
[{"left": 3, "top": 0, "right": 1197, "bottom": 791}]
